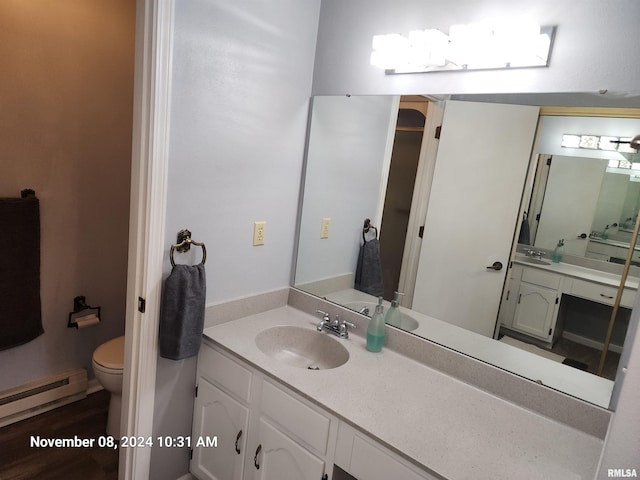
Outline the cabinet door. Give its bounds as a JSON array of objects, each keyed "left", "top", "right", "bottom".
[
  {"left": 498, "top": 278, "right": 520, "bottom": 329},
  {"left": 191, "top": 377, "right": 249, "bottom": 480},
  {"left": 251, "top": 418, "right": 326, "bottom": 480},
  {"left": 512, "top": 282, "right": 558, "bottom": 341}
]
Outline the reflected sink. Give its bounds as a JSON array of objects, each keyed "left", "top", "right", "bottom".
[
  {"left": 255, "top": 326, "right": 349, "bottom": 370},
  {"left": 343, "top": 302, "right": 420, "bottom": 332},
  {"left": 517, "top": 256, "right": 551, "bottom": 266}
]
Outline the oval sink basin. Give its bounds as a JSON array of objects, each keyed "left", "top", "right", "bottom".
[
  {"left": 343, "top": 302, "right": 420, "bottom": 332},
  {"left": 255, "top": 326, "right": 349, "bottom": 370}
]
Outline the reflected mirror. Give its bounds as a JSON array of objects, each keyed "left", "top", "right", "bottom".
[{"left": 294, "top": 92, "right": 640, "bottom": 409}]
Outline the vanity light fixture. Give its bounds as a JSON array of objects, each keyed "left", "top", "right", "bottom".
[{"left": 370, "top": 22, "right": 555, "bottom": 74}]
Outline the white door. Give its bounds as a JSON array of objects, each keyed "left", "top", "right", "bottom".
[{"left": 412, "top": 101, "right": 540, "bottom": 337}]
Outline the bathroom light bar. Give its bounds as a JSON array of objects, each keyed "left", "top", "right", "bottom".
[
  {"left": 370, "top": 22, "right": 555, "bottom": 74},
  {"left": 561, "top": 134, "right": 637, "bottom": 153}
]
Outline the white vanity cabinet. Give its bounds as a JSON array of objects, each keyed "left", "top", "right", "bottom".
[
  {"left": 191, "top": 341, "right": 335, "bottom": 480},
  {"left": 501, "top": 265, "right": 564, "bottom": 343},
  {"left": 192, "top": 340, "right": 438, "bottom": 480},
  {"left": 191, "top": 343, "right": 252, "bottom": 480},
  {"left": 335, "top": 423, "right": 438, "bottom": 480}
]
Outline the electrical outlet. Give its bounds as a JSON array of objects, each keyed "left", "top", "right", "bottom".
[
  {"left": 253, "top": 221, "right": 266, "bottom": 246},
  {"left": 321, "top": 217, "right": 331, "bottom": 239}
]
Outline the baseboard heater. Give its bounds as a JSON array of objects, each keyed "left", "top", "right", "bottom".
[{"left": 0, "top": 369, "right": 87, "bottom": 428}]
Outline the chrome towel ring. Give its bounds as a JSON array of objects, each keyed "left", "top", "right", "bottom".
[{"left": 170, "top": 229, "right": 207, "bottom": 267}]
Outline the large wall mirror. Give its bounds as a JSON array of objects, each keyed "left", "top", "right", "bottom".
[{"left": 293, "top": 92, "right": 640, "bottom": 409}]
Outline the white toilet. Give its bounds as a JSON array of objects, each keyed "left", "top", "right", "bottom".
[{"left": 92, "top": 336, "right": 125, "bottom": 438}]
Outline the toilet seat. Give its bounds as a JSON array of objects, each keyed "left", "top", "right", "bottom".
[{"left": 93, "top": 336, "right": 125, "bottom": 370}]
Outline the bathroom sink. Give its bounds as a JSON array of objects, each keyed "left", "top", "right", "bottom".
[
  {"left": 517, "top": 256, "right": 551, "bottom": 266},
  {"left": 255, "top": 326, "right": 349, "bottom": 370},
  {"left": 343, "top": 302, "right": 420, "bottom": 331}
]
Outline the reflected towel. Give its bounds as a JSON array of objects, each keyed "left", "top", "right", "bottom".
[
  {"left": 0, "top": 196, "right": 43, "bottom": 350},
  {"left": 518, "top": 215, "right": 531, "bottom": 245},
  {"left": 354, "top": 238, "right": 384, "bottom": 297},
  {"left": 159, "top": 263, "right": 206, "bottom": 360}
]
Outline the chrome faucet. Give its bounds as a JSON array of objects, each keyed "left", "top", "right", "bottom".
[
  {"left": 523, "top": 248, "right": 545, "bottom": 259},
  {"left": 315, "top": 310, "right": 356, "bottom": 339},
  {"left": 358, "top": 306, "right": 370, "bottom": 315}
]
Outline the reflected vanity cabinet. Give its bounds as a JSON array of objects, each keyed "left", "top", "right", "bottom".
[
  {"left": 191, "top": 340, "right": 437, "bottom": 480},
  {"left": 499, "top": 264, "right": 565, "bottom": 344}
]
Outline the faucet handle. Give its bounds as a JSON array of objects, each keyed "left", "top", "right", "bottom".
[{"left": 316, "top": 310, "right": 330, "bottom": 320}]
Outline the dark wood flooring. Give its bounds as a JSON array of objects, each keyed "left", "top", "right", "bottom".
[{"left": 0, "top": 390, "right": 119, "bottom": 480}]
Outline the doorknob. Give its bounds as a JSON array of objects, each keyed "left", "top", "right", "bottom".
[{"left": 486, "top": 261, "right": 503, "bottom": 271}]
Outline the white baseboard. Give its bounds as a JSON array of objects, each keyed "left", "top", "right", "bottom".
[
  {"left": 87, "top": 378, "right": 104, "bottom": 395},
  {"left": 562, "top": 331, "right": 624, "bottom": 354}
]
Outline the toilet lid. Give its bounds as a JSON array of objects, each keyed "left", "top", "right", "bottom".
[{"left": 93, "top": 336, "right": 125, "bottom": 370}]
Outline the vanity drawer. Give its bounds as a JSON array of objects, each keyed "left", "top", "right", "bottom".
[
  {"left": 569, "top": 279, "right": 637, "bottom": 308},
  {"left": 260, "top": 380, "right": 331, "bottom": 454},
  {"left": 198, "top": 344, "right": 252, "bottom": 402},
  {"left": 521, "top": 267, "right": 562, "bottom": 290}
]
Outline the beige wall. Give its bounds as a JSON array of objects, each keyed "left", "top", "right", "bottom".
[{"left": 0, "top": 0, "right": 134, "bottom": 390}]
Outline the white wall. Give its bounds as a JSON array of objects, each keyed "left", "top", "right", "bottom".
[
  {"left": 0, "top": 0, "right": 133, "bottom": 392},
  {"left": 313, "top": 0, "right": 640, "bottom": 96},
  {"left": 149, "top": 1, "right": 321, "bottom": 478},
  {"left": 295, "top": 95, "right": 396, "bottom": 286}
]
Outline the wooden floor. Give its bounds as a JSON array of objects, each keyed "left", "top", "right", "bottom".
[{"left": 0, "top": 390, "right": 119, "bottom": 480}]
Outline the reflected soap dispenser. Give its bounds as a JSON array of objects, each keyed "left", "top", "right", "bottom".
[
  {"left": 384, "top": 291, "right": 405, "bottom": 328},
  {"left": 552, "top": 239, "right": 564, "bottom": 263},
  {"left": 366, "top": 297, "right": 385, "bottom": 352}
]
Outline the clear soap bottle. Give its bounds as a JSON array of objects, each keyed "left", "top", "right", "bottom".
[
  {"left": 552, "top": 239, "right": 564, "bottom": 263},
  {"left": 384, "top": 291, "right": 404, "bottom": 328},
  {"left": 366, "top": 297, "right": 385, "bottom": 352}
]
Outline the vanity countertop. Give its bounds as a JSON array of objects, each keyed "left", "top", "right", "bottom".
[
  {"left": 513, "top": 254, "right": 640, "bottom": 289},
  {"left": 203, "top": 306, "right": 603, "bottom": 480},
  {"left": 325, "top": 287, "right": 614, "bottom": 409}
]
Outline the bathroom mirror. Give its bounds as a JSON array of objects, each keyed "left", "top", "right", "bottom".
[{"left": 293, "top": 92, "right": 640, "bottom": 409}]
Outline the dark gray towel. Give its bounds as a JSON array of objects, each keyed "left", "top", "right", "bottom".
[
  {"left": 0, "top": 196, "right": 43, "bottom": 350},
  {"left": 518, "top": 215, "right": 531, "bottom": 245},
  {"left": 159, "top": 263, "right": 206, "bottom": 360},
  {"left": 354, "top": 238, "right": 384, "bottom": 297}
]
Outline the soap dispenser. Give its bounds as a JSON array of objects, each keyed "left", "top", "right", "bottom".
[
  {"left": 552, "top": 239, "right": 565, "bottom": 263},
  {"left": 602, "top": 225, "right": 610, "bottom": 240},
  {"left": 384, "top": 291, "right": 405, "bottom": 328},
  {"left": 366, "top": 297, "right": 385, "bottom": 352}
]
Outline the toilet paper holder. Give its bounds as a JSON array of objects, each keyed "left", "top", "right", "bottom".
[{"left": 67, "top": 296, "right": 102, "bottom": 329}]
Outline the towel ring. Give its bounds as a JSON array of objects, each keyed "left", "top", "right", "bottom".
[
  {"left": 170, "top": 229, "right": 207, "bottom": 267},
  {"left": 362, "top": 218, "right": 378, "bottom": 242}
]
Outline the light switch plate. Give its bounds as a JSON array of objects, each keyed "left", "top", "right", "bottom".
[{"left": 321, "top": 218, "right": 331, "bottom": 239}]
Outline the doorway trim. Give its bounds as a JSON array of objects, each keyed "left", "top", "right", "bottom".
[{"left": 120, "top": 0, "right": 174, "bottom": 478}]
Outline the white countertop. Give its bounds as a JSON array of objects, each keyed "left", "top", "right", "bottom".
[
  {"left": 325, "top": 287, "right": 615, "bottom": 409},
  {"left": 203, "top": 306, "right": 603, "bottom": 480},
  {"left": 513, "top": 255, "right": 639, "bottom": 289}
]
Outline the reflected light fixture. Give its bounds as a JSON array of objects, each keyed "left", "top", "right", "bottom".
[{"left": 371, "top": 22, "right": 555, "bottom": 74}]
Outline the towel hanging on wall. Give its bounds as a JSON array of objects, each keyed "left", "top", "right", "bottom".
[
  {"left": 159, "top": 230, "right": 207, "bottom": 360},
  {"left": 0, "top": 191, "right": 44, "bottom": 350}
]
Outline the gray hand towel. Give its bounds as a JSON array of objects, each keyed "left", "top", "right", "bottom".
[
  {"left": 354, "top": 238, "right": 384, "bottom": 297},
  {"left": 159, "top": 263, "right": 206, "bottom": 360}
]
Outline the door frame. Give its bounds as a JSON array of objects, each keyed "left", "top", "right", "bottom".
[{"left": 120, "top": 0, "right": 175, "bottom": 478}]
